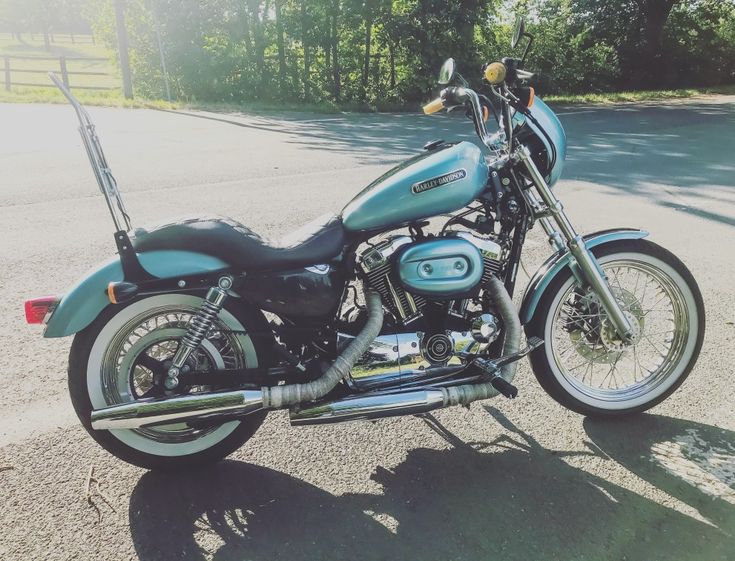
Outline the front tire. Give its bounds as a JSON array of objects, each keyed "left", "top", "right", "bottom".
[
  {"left": 68, "top": 293, "right": 271, "bottom": 470},
  {"left": 526, "top": 239, "right": 705, "bottom": 416}
]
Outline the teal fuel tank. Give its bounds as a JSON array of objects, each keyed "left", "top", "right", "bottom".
[{"left": 341, "top": 141, "right": 488, "bottom": 232}]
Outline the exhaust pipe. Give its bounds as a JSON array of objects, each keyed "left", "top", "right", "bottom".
[
  {"left": 289, "top": 389, "right": 446, "bottom": 426},
  {"left": 91, "top": 277, "right": 520, "bottom": 431},
  {"left": 91, "top": 389, "right": 264, "bottom": 430},
  {"left": 90, "top": 290, "right": 384, "bottom": 431}
]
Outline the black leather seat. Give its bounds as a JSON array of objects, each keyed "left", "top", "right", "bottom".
[{"left": 132, "top": 214, "right": 346, "bottom": 271}]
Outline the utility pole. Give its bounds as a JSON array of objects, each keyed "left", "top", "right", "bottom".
[{"left": 114, "top": 0, "right": 133, "bottom": 99}]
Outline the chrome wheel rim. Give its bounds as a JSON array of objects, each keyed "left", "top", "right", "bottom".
[
  {"left": 549, "top": 258, "right": 691, "bottom": 404},
  {"left": 100, "top": 305, "right": 247, "bottom": 445}
]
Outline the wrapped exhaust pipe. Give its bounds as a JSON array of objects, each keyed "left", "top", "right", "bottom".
[
  {"left": 262, "top": 290, "right": 383, "bottom": 408},
  {"left": 90, "top": 290, "right": 383, "bottom": 430},
  {"left": 290, "top": 276, "right": 522, "bottom": 425},
  {"left": 441, "top": 275, "right": 521, "bottom": 407}
]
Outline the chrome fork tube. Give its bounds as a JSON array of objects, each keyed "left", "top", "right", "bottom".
[{"left": 517, "top": 146, "right": 633, "bottom": 340}]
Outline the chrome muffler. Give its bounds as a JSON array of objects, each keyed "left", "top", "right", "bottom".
[
  {"left": 90, "top": 389, "right": 264, "bottom": 430},
  {"left": 289, "top": 389, "right": 446, "bottom": 426},
  {"left": 91, "top": 290, "right": 385, "bottom": 431}
]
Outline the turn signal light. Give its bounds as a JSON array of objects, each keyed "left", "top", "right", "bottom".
[
  {"left": 24, "top": 296, "right": 59, "bottom": 324},
  {"left": 107, "top": 281, "right": 139, "bottom": 304}
]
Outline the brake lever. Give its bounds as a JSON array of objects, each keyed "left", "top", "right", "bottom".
[{"left": 516, "top": 69, "right": 536, "bottom": 82}]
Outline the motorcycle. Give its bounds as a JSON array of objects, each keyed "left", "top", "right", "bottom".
[{"left": 26, "top": 17, "right": 704, "bottom": 470}]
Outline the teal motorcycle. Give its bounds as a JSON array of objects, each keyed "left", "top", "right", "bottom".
[{"left": 26, "top": 18, "right": 704, "bottom": 470}]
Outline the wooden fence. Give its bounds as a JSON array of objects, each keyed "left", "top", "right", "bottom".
[
  {"left": 2, "top": 32, "right": 96, "bottom": 45},
  {"left": 2, "top": 55, "right": 119, "bottom": 92}
]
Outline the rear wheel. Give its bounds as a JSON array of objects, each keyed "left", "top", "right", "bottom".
[
  {"left": 69, "top": 293, "right": 270, "bottom": 470},
  {"left": 526, "top": 239, "right": 705, "bottom": 416}
]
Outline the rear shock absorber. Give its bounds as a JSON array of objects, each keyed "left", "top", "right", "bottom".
[{"left": 164, "top": 276, "right": 233, "bottom": 390}]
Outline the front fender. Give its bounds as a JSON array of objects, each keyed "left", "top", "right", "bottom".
[
  {"left": 519, "top": 228, "right": 649, "bottom": 325},
  {"left": 43, "top": 251, "right": 229, "bottom": 338}
]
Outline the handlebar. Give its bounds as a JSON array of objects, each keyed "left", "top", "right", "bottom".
[
  {"left": 422, "top": 57, "right": 538, "bottom": 153},
  {"left": 423, "top": 86, "right": 499, "bottom": 152}
]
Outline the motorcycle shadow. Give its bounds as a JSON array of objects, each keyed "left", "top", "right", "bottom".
[{"left": 129, "top": 410, "right": 734, "bottom": 561}]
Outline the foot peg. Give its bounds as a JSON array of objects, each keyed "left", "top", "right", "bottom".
[
  {"left": 490, "top": 376, "right": 518, "bottom": 399},
  {"left": 474, "top": 358, "right": 518, "bottom": 399},
  {"left": 472, "top": 337, "right": 544, "bottom": 399}
]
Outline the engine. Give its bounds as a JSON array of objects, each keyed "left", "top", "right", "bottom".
[
  {"left": 340, "top": 231, "right": 505, "bottom": 386},
  {"left": 359, "top": 231, "right": 504, "bottom": 328}
]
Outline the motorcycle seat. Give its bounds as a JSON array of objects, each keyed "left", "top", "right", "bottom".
[{"left": 132, "top": 213, "right": 346, "bottom": 271}]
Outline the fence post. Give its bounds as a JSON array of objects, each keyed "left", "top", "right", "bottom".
[
  {"left": 59, "top": 56, "right": 70, "bottom": 88},
  {"left": 3, "top": 57, "right": 10, "bottom": 91}
]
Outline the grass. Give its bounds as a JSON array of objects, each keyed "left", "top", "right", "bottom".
[
  {"left": 0, "top": 86, "right": 176, "bottom": 109},
  {"left": 546, "top": 85, "right": 735, "bottom": 105}
]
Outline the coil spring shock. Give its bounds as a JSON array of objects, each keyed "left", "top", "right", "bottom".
[
  {"left": 164, "top": 277, "right": 232, "bottom": 389},
  {"left": 180, "top": 292, "right": 226, "bottom": 350}
]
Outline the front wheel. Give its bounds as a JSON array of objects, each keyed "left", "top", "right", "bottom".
[
  {"left": 68, "top": 293, "right": 271, "bottom": 470},
  {"left": 526, "top": 239, "right": 705, "bottom": 416}
]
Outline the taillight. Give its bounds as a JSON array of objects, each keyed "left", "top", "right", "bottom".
[{"left": 24, "top": 296, "right": 59, "bottom": 324}]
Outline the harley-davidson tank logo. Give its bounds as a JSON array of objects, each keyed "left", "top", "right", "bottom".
[{"left": 411, "top": 169, "right": 467, "bottom": 194}]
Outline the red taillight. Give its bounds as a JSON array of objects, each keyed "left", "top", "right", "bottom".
[{"left": 24, "top": 297, "right": 58, "bottom": 324}]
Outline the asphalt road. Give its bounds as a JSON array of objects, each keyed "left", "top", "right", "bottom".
[{"left": 1, "top": 97, "right": 734, "bottom": 561}]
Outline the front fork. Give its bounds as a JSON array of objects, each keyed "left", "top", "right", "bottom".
[{"left": 516, "top": 146, "right": 634, "bottom": 341}]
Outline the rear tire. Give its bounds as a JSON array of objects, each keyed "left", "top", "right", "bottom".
[
  {"left": 68, "top": 293, "right": 271, "bottom": 470},
  {"left": 526, "top": 239, "right": 705, "bottom": 416}
]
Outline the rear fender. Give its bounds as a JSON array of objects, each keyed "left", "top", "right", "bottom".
[
  {"left": 43, "top": 251, "right": 229, "bottom": 338},
  {"left": 519, "top": 228, "right": 649, "bottom": 325}
]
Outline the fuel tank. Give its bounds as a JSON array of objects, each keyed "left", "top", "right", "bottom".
[{"left": 341, "top": 141, "right": 488, "bottom": 232}]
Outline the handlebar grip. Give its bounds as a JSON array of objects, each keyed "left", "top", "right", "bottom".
[{"left": 422, "top": 97, "right": 445, "bottom": 115}]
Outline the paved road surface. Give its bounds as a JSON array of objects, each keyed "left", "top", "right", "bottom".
[{"left": 1, "top": 97, "right": 734, "bottom": 560}]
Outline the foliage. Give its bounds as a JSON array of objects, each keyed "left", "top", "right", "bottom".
[{"left": 2, "top": 0, "right": 734, "bottom": 104}]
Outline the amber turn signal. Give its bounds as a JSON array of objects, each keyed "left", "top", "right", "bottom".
[
  {"left": 422, "top": 97, "right": 444, "bottom": 115},
  {"left": 517, "top": 86, "right": 535, "bottom": 108},
  {"left": 107, "top": 281, "right": 139, "bottom": 305},
  {"left": 484, "top": 62, "right": 507, "bottom": 85}
]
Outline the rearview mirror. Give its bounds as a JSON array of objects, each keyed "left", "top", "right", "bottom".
[
  {"left": 511, "top": 16, "right": 525, "bottom": 49},
  {"left": 438, "top": 58, "right": 456, "bottom": 85}
]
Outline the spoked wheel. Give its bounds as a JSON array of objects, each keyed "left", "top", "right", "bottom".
[
  {"left": 69, "top": 294, "right": 270, "bottom": 470},
  {"left": 526, "top": 239, "right": 705, "bottom": 416}
]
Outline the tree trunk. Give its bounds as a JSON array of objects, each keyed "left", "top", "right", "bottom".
[
  {"left": 301, "top": 0, "right": 310, "bottom": 100},
  {"left": 324, "top": 18, "right": 331, "bottom": 73},
  {"left": 241, "top": 5, "right": 254, "bottom": 57},
  {"left": 636, "top": 0, "right": 677, "bottom": 86},
  {"left": 362, "top": 6, "right": 373, "bottom": 100},
  {"left": 388, "top": 41, "right": 396, "bottom": 89},
  {"left": 275, "top": 0, "right": 286, "bottom": 84},
  {"left": 331, "top": 0, "right": 341, "bottom": 101},
  {"left": 457, "top": 0, "right": 480, "bottom": 61},
  {"left": 247, "top": 0, "right": 267, "bottom": 91}
]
